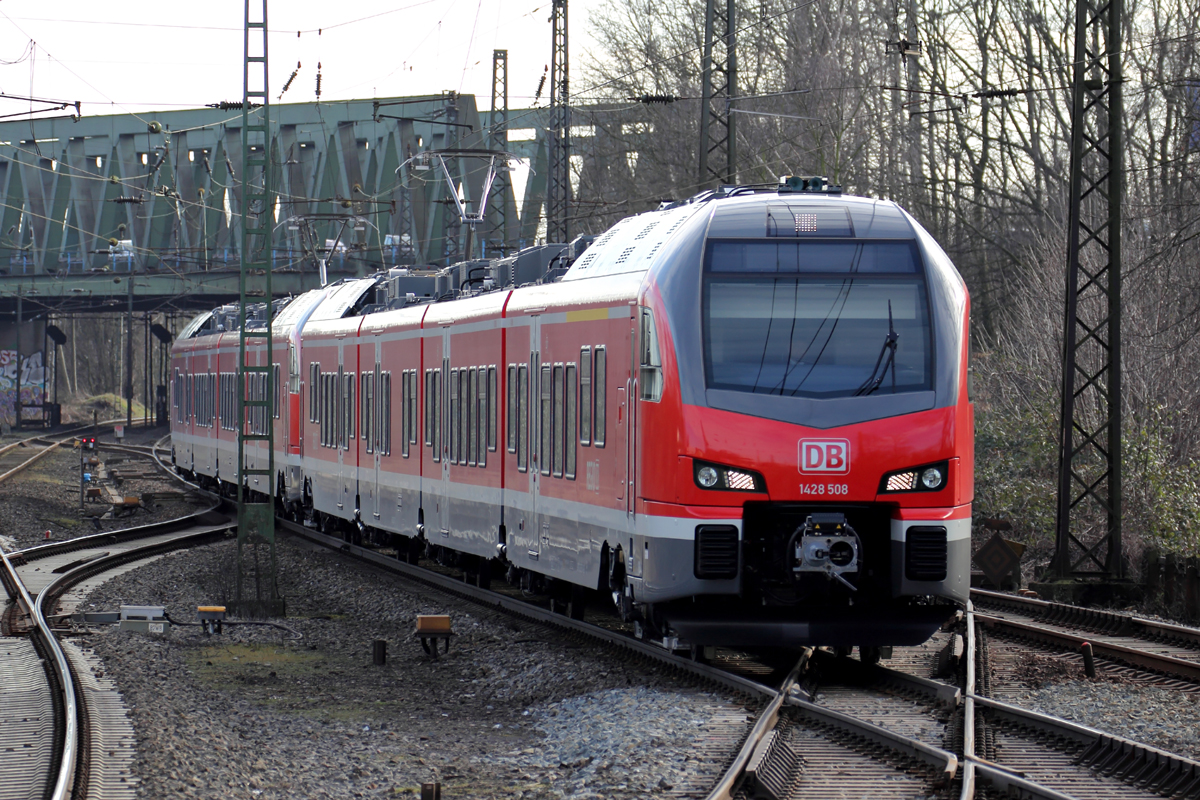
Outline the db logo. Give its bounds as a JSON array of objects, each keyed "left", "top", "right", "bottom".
[{"left": 798, "top": 439, "right": 851, "bottom": 474}]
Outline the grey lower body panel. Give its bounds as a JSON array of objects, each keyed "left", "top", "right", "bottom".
[{"left": 664, "top": 604, "right": 957, "bottom": 647}]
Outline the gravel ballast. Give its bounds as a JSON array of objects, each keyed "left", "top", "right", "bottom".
[{"left": 75, "top": 535, "right": 747, "bottom": 799}]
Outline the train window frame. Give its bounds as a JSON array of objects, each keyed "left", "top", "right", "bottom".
[
  {"left": 540, "top": 364, "right": 553, "bottom": 477},
  {"left": 506, "top": 365, "right": 517, "bottom": 453},
  {"left": 477, "top": 368, "right": 488, "bottom": 467},
  {"left": 273, "top": 364, "right": 281, "bottom": 419},
  {"left": 517, "top": 364, "right": 529, "bottom": 472},
  {"left": 487, "top": 366, "right": 498, "bottom": 453},
  {"left": 579, "top": 347, "right": 591, "bottom": 445},
  {"left": 594, "top": 347, "right": 607, "bottom": 447},
  {"left": 565, "top": 363, "right": 577, "bottom": 479}
]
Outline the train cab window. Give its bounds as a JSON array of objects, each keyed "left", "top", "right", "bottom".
[
  {"left": 552, "top": 364, "right": 565, "bottom": 478},
  {"left": 702, "top": 240, "right": 931, "bottom": 398},
  {"left": 517, "top": 365, "right": 529, "bottom": 471},
  {"left": 579, "top": 348, "right": 591, "bottom": 445},
  {"left": 594, "top": 347, "right": 607, "bottom": 447},
  {"left": 639, "top": 308, "right": 664, "bottom": 402},
  {"left": 506, "top": 365, "right": 517, "bottom": 453},
  {"left": 487, "top": 366, "right": 497, "bottom": 453},
  {"left": 565, "top": 363, "right": 577, "bottom": 479},
  {"left": 540, "top": 365, "right": 553, "bottom": 477}
]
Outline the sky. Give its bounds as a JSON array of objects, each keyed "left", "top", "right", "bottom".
[{"left": 0, "top": 0, "right": 606, "bottom": 118}]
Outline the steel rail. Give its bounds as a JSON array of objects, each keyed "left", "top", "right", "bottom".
[
  {"left": 0, "top": 435, "right": 67, "bottom": 485},
  {"left": 0, "top": 544, "right": 78, "bottom": 800},
  {"left": 973, "top": 586, "right": 1200, "bottom": 648},
  {"left": 975, "top": 611, "right": 1200, "bottom": 682}
]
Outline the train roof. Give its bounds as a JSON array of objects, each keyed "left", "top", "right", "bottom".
[{"left": 561, "top": 191, "right": 917, "bottom": 284}]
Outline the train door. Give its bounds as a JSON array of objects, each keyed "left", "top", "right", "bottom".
[{"left": 528, "top": 316, "right": 543, "bottom": 563}]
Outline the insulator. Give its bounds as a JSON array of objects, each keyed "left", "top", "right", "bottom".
[{"left": 316, "top": 62, "right": 323, "bottom": 100}]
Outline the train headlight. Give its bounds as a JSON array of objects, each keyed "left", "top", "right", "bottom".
[
  {"left": 921, "top": 467, "right": 944, "bottom": 490},
  {"left": 879, "top": 461, "right": 949, "bottom": 493},
  {"left": 693, "top": 460, "right": 766, "bottom": 493}
]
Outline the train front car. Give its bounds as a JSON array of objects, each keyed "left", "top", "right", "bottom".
[{"left": 632, "top": 187, "right": 971, "bottom": 651}]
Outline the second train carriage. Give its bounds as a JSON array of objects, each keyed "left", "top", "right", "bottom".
[{"left": 170, "top": 181, "right": 972, "bottom": 650}]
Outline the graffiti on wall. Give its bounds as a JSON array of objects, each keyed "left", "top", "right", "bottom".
[{"left": 0, "top": 350, "right": 46, "bottom": 426}]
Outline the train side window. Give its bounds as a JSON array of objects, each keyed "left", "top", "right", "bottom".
[
  {"left": 383, "top": 372, "right": 392, "bottom": 455},
  {"left": 424, "top": 370, "right": 433, "bottom": 447},
  {"left": 432, "top": 369, "right": 442, "bottom": 462},
  {"left": 594, "top": 347, "right": 606, "bottom": 447},
  {"left": 565, "top": 363, "right": 577, "bottom": 479},
  {"left": 468, "top": 367, "right": 478, "bottom": 467},
  {"left": 552, "top": 364, "right": 564, "bottom": 478},
  {"left": 310, "top": 363, "right": 319, "bottom": 422},
  {"left": 579, "top": 347, "right": 591, "bottom": 445},
  {"left": 487, "top": 366, "right": 497, "bottom": 453},
  {"left": 507, "top": 365, "right": 517, "bottom": 453},
  {"left": 517, "top": 365, "right": 528, "bottom": 471},
  {"left": 639, "top": 308, "right": 664, "bottom": 402},
  {"left": 289, "top": 344, "right": 300, "bottom": 394},
  {"left": 449, "top": 368, "right": 459, "bottom": 465},
  {"left": 399, "top": 370, "right": 407, "bottom": 448},
  {"left": 540, "top": 365, "right": 552, "bottom": 477},
  {"left": 273, "top": 364, "right": 281, "bottom": 419},
  {"left": 408, "top": 369, "right": 418, "bottom": 445},
  {"left": 364, "top": 372, "right": 372, "bottom": 444}
]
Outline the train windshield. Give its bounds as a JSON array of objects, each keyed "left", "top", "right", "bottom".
[{"left": 702, "top": 240, "right": 932, "bottom": 398}]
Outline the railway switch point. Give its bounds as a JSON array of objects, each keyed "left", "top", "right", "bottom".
[
  {"left": 198, "top": 606, "right": 226, "bottom": 635},
  {"left": 415, "top": 615, "right": 453, "bottom": 659}
]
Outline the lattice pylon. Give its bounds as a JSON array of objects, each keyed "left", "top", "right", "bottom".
[{"left": 1053, "top": 0, "right": 1124, "bottom": 579}]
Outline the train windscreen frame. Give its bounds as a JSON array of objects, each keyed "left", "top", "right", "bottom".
[{"left": 702, "top": 239, "right": 932, "bottom": 399}]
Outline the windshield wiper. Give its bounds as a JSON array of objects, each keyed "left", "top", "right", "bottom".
[{"left": 854, "top": 300, "right": 898, "bottom": 396}]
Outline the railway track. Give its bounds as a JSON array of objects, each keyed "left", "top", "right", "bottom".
[
  {"left": 12, "top": 436, "right": 1200, "bottom": 798},
  {"left": 971, "top": 587, "right": 1200, "bottom": 690},
  {"left": 963, "top": 601, "right": 1200, "bottom": 799}
]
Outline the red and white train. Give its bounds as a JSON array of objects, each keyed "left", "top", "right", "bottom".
[{"left": 171, "top": 183, "right": 972, "bottom": 652}]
